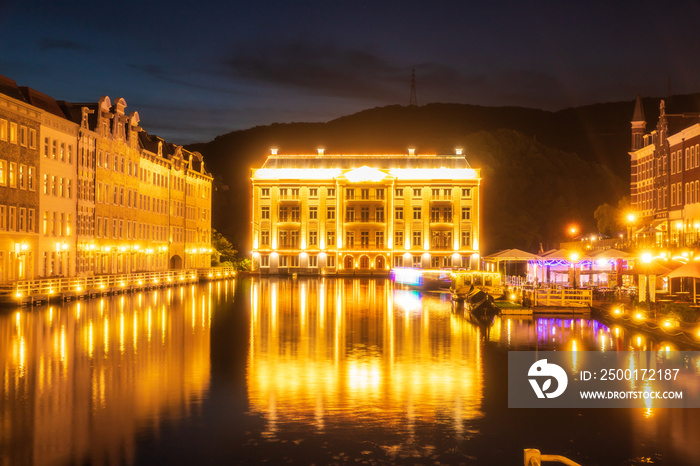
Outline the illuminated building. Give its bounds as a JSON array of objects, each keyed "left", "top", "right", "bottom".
[
  {"left": 0, "top": 74, "right": 213, "bottom": 278},
  {"left": 630, "top": 96, "right": 700, "bottom": 247},
  {"left": 250, "top": 149, "right": 481, "bottom": 274}
]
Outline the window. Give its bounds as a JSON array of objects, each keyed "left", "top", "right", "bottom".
[
  {"left": 431, "top": 207, "right": 439, "bottom": 222},
  {"left": 309, "top": 188, "right": 318, "bottom": 197},
  {"left": 279, "top": 188, "right": 288, "bottom": 198},
  {"left": 8, "top": 206, "right": 15, "bottom": 231},
  {"left": 413, "top": 207, "right": 421, "bottom": 220},
  {"left": 376, "top": 207, "right": 384, "bottom": 222},
  {"left": 393, "top": 256, "right": 404, "bottom": 267},
  {"left": 346, "top": 231, "right": 355, "bottom": 247},
  {"left": 261, "top": 206, "right": 270, "bottom": 219},
  {"left": 309, "top": 231, "right": 318, "bottom": 246},
  {"left": 291, "top": 206, "right": 300, "bottom": 221},
  {"left": 461, "top": 230, "right": 471, "bottom": 247},
  {"left": 327, "top": 206, "right": 336, "bottom": 220},
  {"left": 395, "top": 207, "right": 403, "bottom": 220},
  {"left": 376, "top": 231, "right": 384, "bottom": 248},
  {"left": 279, "top": 255, "right": 288, "bottom": 267},
  {"left": 461, "top": 207, "right": 471, "bottom": 220},
  {"left": 279, "top": 230, "right": 289, "bottom": 247},
  {"left": 361, "top": 207, "right": 369, "bottom": 222},
  {"left": 279, "top": 206, "right": 288, "bottom": 221},
  {"left": 9, "top": 123, "right": 17, "bottom": 144},
  {"left": 395, "top": 188, "right": 404, "bottom": 197},
  {"left": 28, "top": 167, "right": 34, "bottom": 191},
  {"left": 18, "top": 165, "right": 26, "bottom": 189},
  {"left": 327, "top": 188, "right": 336, "bottom": 197},
  {"left": 462, "top": 188, "right": 472, "bottom": 198},
  {"left": 18, "top": 208, "right": 26, "bottom": 231},
  {"left": 309, "top": 206, "right": 318, "bottom": 220},
  {"left": 431, "top": 256, "right": 440, "bottom": 268},
  {"left": 327, "top": 230, "right": 336, "bottom": 246},
  {"left": 412, "top": 255, "right": 421, "bottom": 267},
  {"left": 432, "top": 188, "right": 440, "bottom": 199},
  {"left": 52, "top": 140, "right": 57, "bottom": 159},
  {"left": 346, "top": 207, "right": 354, "bottom": 222},
  {"left": 327, "top": 255, "right": 336, "bottom": 267},
  {"left": 345, "top": 188, "right": 356, "bottom": 199},
  {"left": 360, "top": 231, "right": 369, "bottom": 247},
  {"left": 291, "top": 188, "right": 300, "bottom": 198},
  {"left": 395, "top": 231, "right": 404, "bottom": 248},
  {"left": 412, "top": 231, "right": 421, "bottom": 246},
  {"left": 0, "top": 160, "right": 5, "bottom": 185},
  {"left": 0, "top": 120, "right": 6, "bottom": 141},
  {"left": 413, "top": 188, "right": 421, "bottom": 197},
  {"left": 376, "top": 188, "right": 384, "bottom": 199},
  {"left": 27, "top": 209, "right": 34, "bottom": 232},
  {"left": 9, "top": 163, "right": 16, "bottom": 188},
  {"left": 19, "top": 126, "right": 27, "bottom": 147},
  {"left": 0, "top": 205, "right": 5, "bottom": 230},
  {"left": 261, "top": 255, "right": 270, "bottom": 267},
  {"left": 361, "top": 188, "right": 369, "bottom": 199},
  {"left": 444, "top": 207, "right": 452, "bottom": 222}
]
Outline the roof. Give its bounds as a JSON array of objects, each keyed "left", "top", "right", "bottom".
[
  {"left": 19, "top": 86, "right": 66, "bottom": 118},
  {"left": 0, "top": 75, "right": 26, "bottom": 102},
  {"left": 260, "top": 154, "right": 472, "bottom": 170},
  {"left": 632, "top": 94, "right": 645, "bottom": 122}
]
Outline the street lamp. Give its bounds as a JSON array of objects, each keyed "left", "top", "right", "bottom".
[
  {"left": 626, "top": 213, "right": 636, "bottom": 248},
  {"left": 641, "top": 252, "right": 652, "bottom": 317}
]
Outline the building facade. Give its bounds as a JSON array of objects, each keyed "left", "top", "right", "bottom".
[
  {"left": 630, "top": 96, "right": 700, "bottom": 247},
  {"left": 0, "top": 75, "right": 213, "bottom": 281},
  {"left": 251, "top": 150, "right": 481, "bottom": 274}
]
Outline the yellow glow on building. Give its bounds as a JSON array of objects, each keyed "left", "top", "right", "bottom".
[{"left": 251, "top": 151, "right": 481, "bottom": 273}]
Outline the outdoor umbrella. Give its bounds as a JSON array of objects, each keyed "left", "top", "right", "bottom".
[{"left": 665, "top": 261, "right": 700, "bottom": 303}]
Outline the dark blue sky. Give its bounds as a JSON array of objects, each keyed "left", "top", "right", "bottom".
[{"left": 2, "top": 1, "right": 699, "bottom": 144}]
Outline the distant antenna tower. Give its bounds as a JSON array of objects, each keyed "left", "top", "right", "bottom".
[{"left": 409, "top": 69, "right": 417, "bottom": 106}]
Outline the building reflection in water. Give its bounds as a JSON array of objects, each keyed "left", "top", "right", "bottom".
[
  {"left": 0, "top": 280, "right": 232, "bottom": 466},
  {"left": 248, "top": 278, "right": 485, "bottom": 440}
]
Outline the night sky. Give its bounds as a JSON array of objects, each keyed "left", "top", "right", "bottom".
[{"left": 2, "top": 1, "right": 699, "bottom": 144}]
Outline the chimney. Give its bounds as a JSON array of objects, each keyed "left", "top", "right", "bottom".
[
  {"left": 408, "top": 148, "right": 415, "bottom": 156},
  {"left": 270, "top": 148, "right": 278, "bottom": 155},
  {"left": 455, "top": 148, "right": 463, "bottom": 155},
  {"left": 318, "top": 148, "right": 325, "bottom": 155}
]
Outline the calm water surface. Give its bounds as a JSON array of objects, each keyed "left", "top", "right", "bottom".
[{"left": 1, "top": 277, "right": 699, "bottom": 465}]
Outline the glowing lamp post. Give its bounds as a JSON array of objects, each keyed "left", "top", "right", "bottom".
[
  {"left": 569, "top": 252, "right": 579, "bottom": 289},
  {"left": 641, "top": 252, "right": 652, "bottom": 316}
]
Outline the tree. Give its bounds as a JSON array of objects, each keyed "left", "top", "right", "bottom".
[
  {"left": 211, "top": 229, "right": 237, "bottom": 265},
  {"left": 594, "top": 196, "right": 630, "bottom": 236}
]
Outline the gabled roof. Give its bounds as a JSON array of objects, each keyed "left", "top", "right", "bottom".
[
  {"left": 19, "top": 86, "right": 66, "bottom": 118},
  {"left": 0, "top": 75, "right": 27, "bottom": 102}
]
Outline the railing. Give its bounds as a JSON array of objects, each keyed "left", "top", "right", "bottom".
[
  {"left": 524, "top": 449, "right": 582, "bottom": 466},
  {"left": 197, "top": 267, "right": 237, "bottom": 279},
  {"left": 13, "top": 269, "right": 200, "bottom": 297},
  {"left": 533, "top": 288, "right": 592, "bottom": 307}
]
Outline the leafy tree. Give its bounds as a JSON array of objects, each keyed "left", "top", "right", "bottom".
[
  {"left": 211, "top": 229, "right": 237, "bottom": 265},
  {"left": 594, "top": 197, "right": 631, "bottom": 236}
]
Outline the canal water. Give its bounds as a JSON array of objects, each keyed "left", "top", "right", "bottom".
[{"left": 1, "top": 277, "right": 699, "bottom": 465}]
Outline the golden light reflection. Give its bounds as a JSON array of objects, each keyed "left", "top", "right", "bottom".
[
  {"left": 0, "top": 285, "right": 216, "bottom": 465},
  {"left": 247, "top": 278, "right": 484, "bottom": 439}
]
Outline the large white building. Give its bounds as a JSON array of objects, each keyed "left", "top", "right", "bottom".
[{"left": 251, "top": 149, "right": 481, "bottom": 274}]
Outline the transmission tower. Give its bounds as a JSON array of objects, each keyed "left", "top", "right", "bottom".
[{"left": 409, "top": 69, "right": 417, "bottom": 106}]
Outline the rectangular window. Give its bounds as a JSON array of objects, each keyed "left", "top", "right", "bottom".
[
  {"left": 431, "top": 207, "right": 439, "bottom": 222},
  {"left": 308, "top": 255, "right": 318, "bottom": 267},
  {"left": 261, "top": 206, "right": 270, "bottom": 219},
  {"left": 0, "top": 160, "right": 5, "bottom": 185},
  {"left": 309, "top": 206, "right": 318, "bottom": 220},
  {"left": 279, "top": 255, "right": 288, "bottom": 267},
  {"left": 290, "top": 231, "right": 299, "bottom": 247},
  {"left": 395, "top": 231, "right": 404, "bottom": 248},
  {"left": 346, "top": 231, "right": 355, "bottom": 247},
  {"left": 393, "top": 256, "right": 404, "bottom": 267},
  {"left": 461, "top": 230, "right": 471, "bottom": 247},
  {"left": 291, "top": 188, "right": 300, "bottom": 198},
  {"left": 0, "top": 206, "right": 5, "bottom": 231},
  {"left": 309, "top": 188, "right": 318, "bottom": 197},
  {"left": 279, "top": 188, "right": 288, "bottom": 198},
  {"left": 462, "top": 188, "right": 472, "bottom": 198},
  {"left": 327, "top": 255, "right": 336, "bottom": 267},
  {"left": 395, "top": 188, "right": 403, "bottom": 197},
  {"left": 309, "top": 230, "right": 318, "bottom": 246},
  {"left": 327, "top": 230, "right": 336, "bottom": 247},
  {"left": 28, "top": 167, "right": 34, "bottom": 191},
  {"left": 395, "top": 207, "right": 403, "bottom": 220},
  {"left": 413, "top": 207, "right": 421, "bottom": 220},
  {"left": 461, "top": 207, "right": 471, "bottom": 220},
  {"left": 346, "top": 188, "right": 355, "bottom": 199},
  {"left": 432, "top": 188, "right": 440, "bottom": 199},
  {"left": 376, "top": 188, "right": 385, "bottom": 200},
  {"left": 18, "top": 165, "right": 26, "bottom": 189},
  {"left": 9, "top": 122, "right": 17, "bottom": 144},
  {"left": 261, "top": 255, "right": 269, "bottom": 267},
  {"left": 27, "top": 209, "right": 34, "bottom": 232},
  {"left": 279, "top": 230, "right": 288, "bottom": 247},
  {"left": 291, "top": 206, "right": 300, "bottom": 221},
  {"left": 444, "top": 207, "right": 452, "bottom": 222},
  {"left": 412, "top": 231, "right": 422, "bottom": 247},
  {"left": 376, "top": 207, "right": 384, "bottom": 222},
  {"left": 361, "top": 206, "right": 369, "bottom": 222},
  {"left": 19, "top": 126, "right": 27, "bottom": 147},
  {"left": 327, "top": 206, "right": 336, "bottom": 220},
  {"left": 360, "top": 231, "right": 369, "bottom": 247},
  {"left": 412, "top": 255, "right": 421, "bottom": 267},
  {"left": 376, "top": 231, "right": 384, "bottom": 248},
  {"left": 327, "top": 188, "right": 336, "bottom": 197},
  {"left": 346, "top": 207, "right": 354, "bottom": 222},
  {"left": 8, "top": 206, "right": 16, "bottom": 231},
  {"left": 413, "top": 188, "right": 421, "bottom": 197},
  {"left": 361, "top": 188, "right": 369, "bottom": 199},
  {"left": 18, "top": 208, "right": 25, "bottom": 232},
  {"left": 0, "top": 120, "right": 6, "bottom": 141},
  {"left": 9, "top": 163, "right": 16, "bottom": 188}
]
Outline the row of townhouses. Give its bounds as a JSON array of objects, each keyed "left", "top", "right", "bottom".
[{"left": 0, "top": 75, "right": 212, "bottom": 281}]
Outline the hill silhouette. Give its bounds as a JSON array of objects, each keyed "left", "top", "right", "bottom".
[{"left": 187, "top": 94, "right": 700, "bottom": 255}]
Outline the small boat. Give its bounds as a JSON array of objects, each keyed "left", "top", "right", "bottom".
[{"left": 450, "top": 270, "right": 504, "bottom": 301}]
